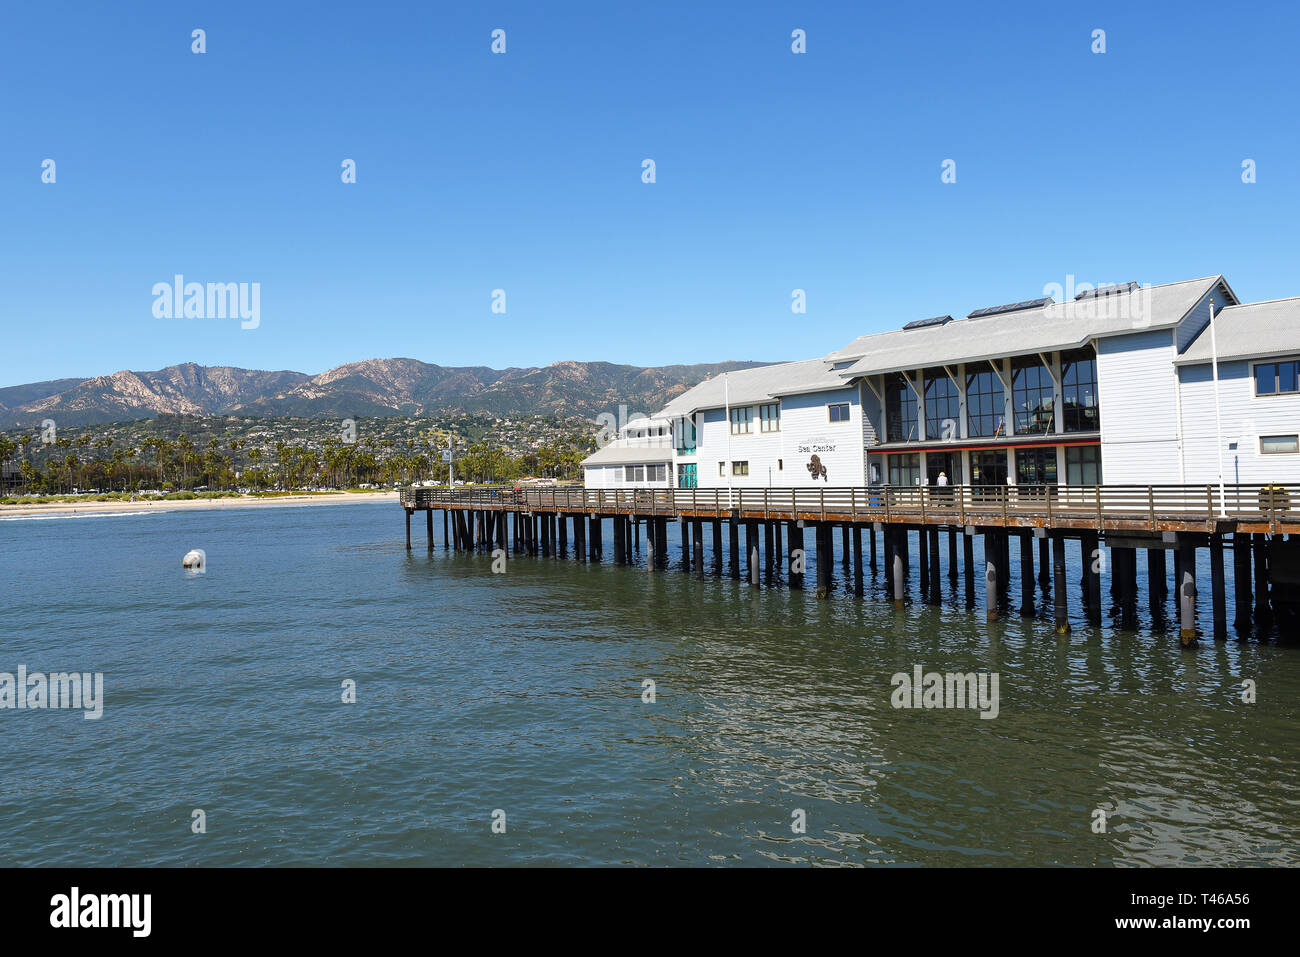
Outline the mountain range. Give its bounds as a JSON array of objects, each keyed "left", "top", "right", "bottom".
[{"left": 0, "top": 358, "right": 770, "bottom": 429}]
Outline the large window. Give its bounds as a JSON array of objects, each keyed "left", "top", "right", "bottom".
[
  {"left": 731, "top": 461, "right": 749, "bottom": 476},
  {"left": 1061, "top": 348, "right": 1099, "bottom": 432},
  {"left": 887, "top": 452, "right": 920, "bottom": 486},
  {"left": 926, "top": 451, "right": 962, "bottom": 485},
  {"left": 1065, "top": 445, "right": 1102, "bottom": 484},
  {"left": 970, "top": 450, "right": 1008, "bottom": 486},
  {"left": 1016, "top": 446, "right": 1058, "bottom": 485},
  {"left": 1255, "top": 360, "right": 1300, "bottom": 395},
  {"left": 966, "top": 367, "right": 1005, "bottom": 438},
  {"left": 1012, "top": 356, "right": 1055, "bottom": 435},
  {"left": 828, "top": 402, "right": 851, "bottom": 423},
  {"left": 625, "top": 465, "right": 645, "bottom": 482},
  {"left": 924, "top": 370, "right": 960, "bottom": 440},
  {"left": 884, "top": 373, "right": 918, "bottom": 442},
  {"left": 759, "top": 403, "right": 781, "bottom": 432},
  {"left": 730, "top": 407, "right": 752, "bottom": 434},
  {"left": 674, "top": 415, "right": 697, "bottom": 452}
]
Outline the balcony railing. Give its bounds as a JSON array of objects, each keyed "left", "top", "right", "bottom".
[{"left": 400, "top": 483, "right": 1299, "bottom": 530}]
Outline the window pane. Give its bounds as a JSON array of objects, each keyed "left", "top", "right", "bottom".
[
  {"left": 1261, "top": 434, "right": 1299, "bottom": 454},
  {"left": 965, "top": 370, "right": 1005, "bottom": 438},
  {"left": 1256, "top": 363, "right": 1277, "bottom": 395},
  {"left": 1280, "top": 362, "right": 1299, "bottom": 393},
  {"left": 1013, "top": 357, "right": 1055, "bottom": 434},
  {"left": 924, "top": 370, "right": 960, "bottom": 439}
]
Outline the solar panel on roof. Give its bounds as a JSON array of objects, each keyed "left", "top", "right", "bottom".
[
  {"left": 902, "top": 314, "right": 953, "bottom": 330},
  {"left": 966, "top": 297, "right": 1054, "bottom": 319},
  {"left": 1074, "top": 281, "right": 1139, "bottom": 301}
]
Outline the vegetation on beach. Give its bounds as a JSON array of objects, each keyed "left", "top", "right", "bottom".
[{"left": 0, "top": 412, "right": 595, "bottom": 496}]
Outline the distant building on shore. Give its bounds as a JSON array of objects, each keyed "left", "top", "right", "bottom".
[{"left": 584, "top": 275, "right": 1300, "bottom": 489}]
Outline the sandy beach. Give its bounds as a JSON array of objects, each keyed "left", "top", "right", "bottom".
[{"left": 0, "top": 491, "right": 398, "bottom": 520}]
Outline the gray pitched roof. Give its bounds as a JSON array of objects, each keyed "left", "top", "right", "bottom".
[
  {"left": 829, "top": 276, "right": 1228, "bottom": 377},
  {"left": 580, "top": 444, "right": 674, "bottom": 466},
  {"left": 1176, "top": 297, "right": 1300, "bottom": 364},
  {"left": 656, "top": 357, "right": 846, "bottom": 416}
]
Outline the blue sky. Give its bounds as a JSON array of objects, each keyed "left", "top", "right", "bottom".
[{"left": 3, "top": 0, "right": 1297, "bottom": 386}]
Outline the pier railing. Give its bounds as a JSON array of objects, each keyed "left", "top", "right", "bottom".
[{"left": 400, "top": 483, "right": 1299, "bottom": 532}]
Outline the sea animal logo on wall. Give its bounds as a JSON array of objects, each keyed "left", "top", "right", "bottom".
[{"left": 807, "top": 455, "right": 828, "bottom": 481}]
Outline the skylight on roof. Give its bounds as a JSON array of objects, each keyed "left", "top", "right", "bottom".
[
  {"left": 967, "top": 297, "right": 1054, "bottom": 319},
  {"left": 902, "top": 315, "right": 953, "bottom": 330}
]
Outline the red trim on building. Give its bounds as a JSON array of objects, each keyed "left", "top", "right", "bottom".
[{"left": 869, "top": 438, "right": 1101, "bottom": 456}]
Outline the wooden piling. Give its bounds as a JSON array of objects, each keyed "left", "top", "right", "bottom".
[
  {"left": 1082, "top": 533, "right": 1101, "bottom": 625},
  {"left": 853, "top": 525, "right": 864, "bottom": 597},
  {"left": 748, "top": 521, "right": 761, "bottom": 588},
  {"left": 984, "top": 533, "right": 998, "bottom": 622},
  {"left": 759, "top": 520, "right": 769, "bottom": 579},
  {"left": 1052, "top": 532, "right": 1070, "bottom": 635},
  {"left": 1210, "top": 536, "right": 1227, "bottom": 639},
  {"left": 1118, "top": 547, "right": 1138, "bottom": 631},
  {"left": 1178, "top": 538, "right": 1197, "bottom": 645},
  {"left": 816, "top": 523, "right": 832, "bottom": 597},
  {"left": 1233, "top": 533, "right": 1251, "bottom": 631},
  {"left": 892, "top": 534, "right": 905, "bottom": 608},
  {"left": 613, "top": 514, "right": 626, "bottom": 565},
  {"left": 963, "top": 529, "right": 975, "bottom": 608},
  {"left": 918, "top": 525, "right": 930, "bottom": 602},
  {"left": 693, "top": 518, "right": 704, "bottom": 578},
  {"left": 1019, "top": 531, "right": 1035, "bottom": 616},
  {"left": 788, "top": 521, "right": 804, "bottom": 590},
  {"left": 927, "top": 526, "right": 941, "bottom": 605},
  {"left": 883, "top": 525, "right": 894, "bottom": 591},
  {"left": 948, "top": 527, "right": 958, "bottom": 581},
  {"left": 729, "top": 520, "right": 740, "bottom": 579},
  {"left": 1253, "top": 534, "right": 1270, "bottom": 627},
  {"left": 1147, "top": 546, "right": 1167, "bottom": 616},
  {"left": 405, "top": 509, "right": 412, "bottom": 549}
]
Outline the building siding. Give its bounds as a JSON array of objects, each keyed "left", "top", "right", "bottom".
[
  {"left": 1178, "top": 360, "right": 1300, "bottom": 484},
  {"left": 1097, "top": 328, "right": 1181, "bottom": 483},
  {"left": 688, "top": 387, "right": 864, "bottom": 488},
  {"left": 1175, "top": 280, "right": 1234, "bottom": 354}
]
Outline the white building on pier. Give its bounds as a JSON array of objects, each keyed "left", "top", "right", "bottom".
[{"left": 582, "top": 275, "right": 1300, "bottom": 491}]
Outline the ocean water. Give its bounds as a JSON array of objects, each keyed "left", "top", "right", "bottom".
[{"left": 1, "top": 502, "right": 1297, "bottom": 866}]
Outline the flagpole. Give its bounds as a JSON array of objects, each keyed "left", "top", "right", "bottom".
[
  {"left": 725, "top": 373, "right": 733, "bottom": 506},
  {"left": 1209, "top": 298, "right": 1226, "bottom": 517}
]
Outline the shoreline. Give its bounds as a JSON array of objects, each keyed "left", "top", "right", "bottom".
[{"left": 0, "top": 491, "right": 398, "bottom": 520}]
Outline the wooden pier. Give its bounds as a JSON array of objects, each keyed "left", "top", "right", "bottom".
[{"left": 400, "top": 483, "right": 1299, "bottom": 644}]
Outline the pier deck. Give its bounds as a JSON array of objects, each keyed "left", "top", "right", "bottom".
[
  {"left": 400, "top": 483, "right": 1299, "bottom": 536},
  {"left": 397, "top": 482, "right": 1297, "bottom": 644}
]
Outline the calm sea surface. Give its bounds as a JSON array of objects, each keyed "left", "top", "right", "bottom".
[{"left": 1, "top": 502, "right": 1297, "bottom": 866}]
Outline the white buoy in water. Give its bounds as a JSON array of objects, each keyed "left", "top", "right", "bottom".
[{"left": 182, "top": 548, "right": 206, "bottom": 572}]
